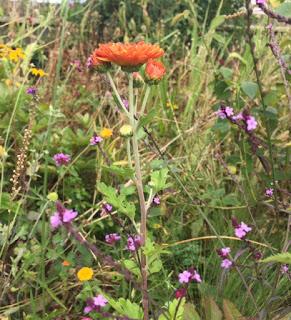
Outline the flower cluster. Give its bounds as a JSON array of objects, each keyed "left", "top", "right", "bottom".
[
  {"left": 216, "top": 105, "right": 258, "bottom": 132},
  {"left": 105, "top": 233, "right": 121, "bottom": 245},
  {"left": 90, "top": 135, "right": 103, "bottom": 145},
  {"left": 50, "top": 202, "right": 78, "bottom": 230},
  {"left": 232, "top": 218, "right": 252, "bottom": 239},
  {"left": 178, "top": 268, "right": 202, "bottom": 284},
  {"left": 265, "top": 188, "right": 274, "bottom": 197},
  {"left": 217, "top": 247, "right": 233, "bottom": 269},
  {"left": 126, "top": 235, "right": 141, "bottom": 252},
  {"left": 84, "top": 294, "right": 108, "bottom": 314},
  {"left": 0, "top": 44, "right": 25, "bottom": 63},
  {"left": 53, "top": 153, "right": 71, "bottom": 166}
]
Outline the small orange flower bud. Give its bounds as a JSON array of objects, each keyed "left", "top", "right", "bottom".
[
  {"left": 145, "top": 59, "right": 166, "bottom": 84},
  {"left": 62, "top": 260, "right": 70, "bottom": 267}
]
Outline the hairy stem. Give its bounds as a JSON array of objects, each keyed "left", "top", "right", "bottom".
[{"left": 129, "top": 73, "right": 149, "bottom": 320}]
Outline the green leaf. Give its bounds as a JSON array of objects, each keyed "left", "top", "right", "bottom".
[
  {"left": 209, "top": 15, "right": 225, "bottom": 31},
  {"left": 241, "top": 81, "right": 258, "bottom": 99},
  {"left": 158, "top": 298, "right": 186, "bottom": 320},
  {"left": 183, "top": 303, "right": 201, "bottom": 320},
  {"left": 260, "top": 252, "right": 291, "bottom": 264},
  {"left": 202, "top": 296, "right": 223, "bottom": 320},
  {"left": 149, "top": 168, "right": 170, "bottom": 193},
  {"left": 97, "top": 182, "right": 135, "bottom": 219},
  {"left": 123, "top": 259, "right": 141, "bottom": 277},
  {"left": 107, "top": 297, "right": 143, "bottom": 319},
  {"left": 275, "top": 2, "right": 291, "bottom": 17},
  {"left": 219, "top": 67, "right": 233, "bottom": 81},
  {"left": 102, "top": 165, "right": 134, "bottom": 179},
  {"left": 138, "top": 107, "right": 157, "bottom": 128},
  {"left": 223, "top": 299, "right": 246, "bottom": 320}
]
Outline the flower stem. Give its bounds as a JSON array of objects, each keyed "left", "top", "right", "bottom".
[{"left": 128, "top": 73, "right": 149, "bottom": 320}]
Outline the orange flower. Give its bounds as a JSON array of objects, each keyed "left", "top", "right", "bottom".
[
  {"left": 145, "top": 59, "right": 166, "bottom": 82},
  {"left": 91, "top": 42, "right": 164, "bottom": 70},
  {"left": 62, "top": 260, "right": 70, "bottom": 267},
  {"left": 77, "top": 267, "right": 94, "bottom": 281}
]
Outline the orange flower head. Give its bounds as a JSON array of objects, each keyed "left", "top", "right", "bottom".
[
  {"left": 91, "top": 42, "right": 164, "bottom": 71},
  {"left": 62, "top": 260, "right": 70, "bottom": 267},
  {"left": 145, "top": 59, "right": 166, "bottom": 84},
  {"left": 77, "top": 267, "right": 93, "bottom": 281}
]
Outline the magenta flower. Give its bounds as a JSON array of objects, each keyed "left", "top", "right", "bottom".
[
  {"left": 26, "top": 87, "right": 37, "bottom": 95},
  {"left": 105, "top": 233, "right": 121, "bottom": 245},
  {"left": 122, "top": 99, "right": 129, "bottom": 110},
  {"left": 265, "top": 188, "right": 274, "bottom": 197},
  {"left": 153, "top": 196, "right": 160, "bottom": 205},
  {"left": 86, "top": 56, "right": 93, "bottom": 68},
  {"left": 246, "top": 116, "right": 257, "bottom": 131},
  {"left": 50, "top": 202, "right": 78, "bottom": 230},
  {"left": 216, "top": 106, "right": 234, "bottom": 119},
  {"left": 175, "top": 288, "right": 187, "bottom": 299},
  {"left": 53, "top": 153, "right": 71, "bottom": 166},
  {"left": 71, "top": 59, "right": 82, "bottom": 72},
  {"left": 191, "top": 271, "right": 202, "bottom": 283},
  {"left": 218, "top": 247, "right": 231, "bottom": 258},
  {"left": 232, "top": 112, "right": 244, "bottom": 120},
  {"left": 256, "top": 0, "right": 266, "bottom": 4},
  {"left": 90, "top": 135, "right": 103, "bottom": 145},
  {"left": 221, "top": 259, "right": 233, "bottom": 269},
  {"left": 84, "top": 294, "right": 108, "bottom": 314},
  {"left": 281, "top": 265, "right": 289, "bottom": 274},
  {"left": 127, "top": 235, "right": 141, "bottom": 251},
  {"left": 178, "top": 270, "right": 192, "bottom": 284},
  {"left": 100, "top": 203, "right": 113, "bottom": 217},
  {"left": 234, "top": 221, "right": 252, "bottom": 239}
]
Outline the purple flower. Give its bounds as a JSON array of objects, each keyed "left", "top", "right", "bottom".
[
  {"left": 122, "top": 99, "right": 129, "bottom": 110},
  {"left": 234, "top": 221, "right": 252, "bottom": 239},
  {"left": 216, "top": 106, "right": 234, "bottom": 119},
  {"left": 90, "top": 135, "right": 103, "bottom": 145},
  {"left": 178, "top": 270, "right": 192, "bottom": 284},
  {"left": 71, "top": 60, "right": 82, "bottom": 72},
  {"left": 100, "top": 203, "right": 113, "bottom": 217},
  {"left": 281, "top": 265, "right": 289, "bottom": 274},
  {"left": 50, "top": 212, "right": 62, "bottom": 230},
  {"left": 26, "top": 87, "right": 37, "bottom": 95},
  {"left": 50, "top": 202, "right": 78, "bottom": 230},
  {"left": 86, "top": 56, "right": 93, "bottom": 68},
  {"left": 221, "top": 259, "right": 233, "bottom": 269},
  {"left": 191, "top": 271, "right": 202, "bottom": 283},
  {"left": 218, "top": 247, "right": 231, "bottom": 258},
  {"left": 126, "top": 235, "right": 141, "bottom": 251},
  {"left": 105, "top": 233, "right": 121, "bottom": 245},
  {"left": 153, "top": 196, "right": 160, "bottom": 205},
  {"left": 93, "top": 295, "right": 108, "bottom": 307},
  {"left": 53, "top": 153, "right": 71, "bottom": 166},
  {"left": 256, "top": 0, "right": 266, "bottom": 4},
  {"left": 62, "top": 209, "right": 78, "bottom": 223},
  {"left": 265, "top": 188, "right": 274, "bottom": 197},
  {"left": 246, "top": 116, "right": 257, "bottom": 131},
  {"left": 232, "top": 112, "right": 244, "bottom": 121},
  {"left": 84, "top": 294, "right": 108, "bottom": 314}
]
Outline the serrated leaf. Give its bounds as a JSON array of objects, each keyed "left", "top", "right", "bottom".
[
  {"left": 260, "top": 252, "right": 291, "bottom": 264},
  {"left": 149, "top": 168, "right": 170, "bottom": 193},
  {"left": 97, "top": 182, "right": 135, "bottom": 219},
  {"left": 107, "top": 297, "right": 143, "bottom": 319},
  {"left": 102, "top": 165, "right": 134, "bottom": 179},
  {"left": 241, "top": 81, "right": 258, "bottom": 99},
  {"left": 223, "top": 299, "right": 246, "bottom": 320},
  {"left": 183, "top": 303, "right": 201, "bottom": 320}
]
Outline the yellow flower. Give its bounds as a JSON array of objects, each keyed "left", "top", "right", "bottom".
[
  {"left": 77, "top": 267, "right": 93, "bottom": 281},
  {"left": 47, "top": 192, "right": 58, "bottom": 201},
  {"left": 8, "top": 48, "right": 25, "bottom": 63},
  {"left": 0, "top": 146, "right": 7, "bottom": 158},
  {"left": 119, "top": 124, "right": 133, "bottom": 137},
  {"left": 166, "top": 101, "right": 178, "bottom": 110},
  {"left": 100, "top": 128, "right": 113, "bottom": 139},
  {"left": 30, "top": 68, "right": 47, "bottom": 77}
]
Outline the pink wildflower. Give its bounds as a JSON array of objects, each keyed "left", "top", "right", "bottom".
[
  {"left": 53, "top": 153, "right": 71, "bottom": 166},
  {"left": 265, "top": 188, "right": 274, "bottom": 197},
  {"left": 126, "top": 235, "right": 141, "bottom": 251},
  {"left": 234, "top": 221, "right": 252, "bottom": 239},
  {"left": 218, "top": 247, "right": 231, "bottom": 258},
  {"left": 256, "top": 0, "right": 266, "bottom": 4},
  {"left": 246, "top": 116, "right": 257, "bottom": 131},
  {"left": 153, "top": 196, "right": 160, "bottom": 205},
  {"left": 281, "top": 265, "right": 289, "bottom": 274},
  {"left": 105, "top": 233, "right": 121, "bottom": 245},
  {"left": 50, "top": 202, "right": 78, "bottom": 230},
  {"left": 191, "top": 271, "right": 202, "bottom": 283},
  {"left": 216, "top": 106, "right": 234, "bottom": 119},
  {"left": 178, "top": 270, "right": 192, "bottom": 284},
  {"left": 84, "top": 294, "right": 108, "bottom": 314},
  {"left": 221, "top": 259, "right": 233, "bottom": 269},
  {"left": 90, "top": 135, "right": 103, "bottom": 145}
]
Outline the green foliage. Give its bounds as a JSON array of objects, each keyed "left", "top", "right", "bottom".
[{"left": 260, "top": 253, "right": 291, "bottom": 264}]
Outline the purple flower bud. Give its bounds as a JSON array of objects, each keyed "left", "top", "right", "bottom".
[
  {"left": 26, "top": 87, "right": 37, "bottom": 95},
  {"left": 53, "top": 153, "right": 71, "bottom": 166}
]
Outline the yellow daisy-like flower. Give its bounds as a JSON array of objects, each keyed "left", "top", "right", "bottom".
[
  {"left": 77, "top": 267, "right": 93, "bottom": 281},
  {"left": 100, "top": 128, "right": 113, "bottom": 139},
  {"left": 0, "top": 145, "right": 7, "bottom": 158},
  {"left": 30, "top": 68, "right": 47, "bottom": 77},
  {"left": 166, "top": 101, "right": 178, "bottom": 110},
  {"left": 8, "top": 48, "right": 25, "bottom": 63}
]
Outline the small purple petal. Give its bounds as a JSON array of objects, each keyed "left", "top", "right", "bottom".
[{"left": 62, "top": 209, "right": 78, "bottom": 223}]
